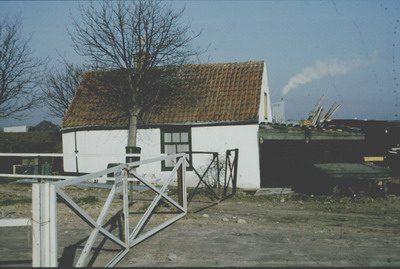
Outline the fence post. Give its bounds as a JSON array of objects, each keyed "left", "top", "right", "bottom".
[
  {"left": 177, "top": 157, "right": 183, "bottom": 207},
  {"left": 32, "top": 183, "right": 58, "bottom": 267},
  {"left": 122, "top": 165, "right": 130, "bottom": 245},
  {"left": 181, "top": 155, "right": 187, "bottom": 211},
  {"left": 232, "top": 149, "right": 239, "bottom": 195}
]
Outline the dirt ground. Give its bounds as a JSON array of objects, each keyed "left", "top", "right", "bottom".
[{"left": 0, "top": 180, "right": 400, "bottom": 267}]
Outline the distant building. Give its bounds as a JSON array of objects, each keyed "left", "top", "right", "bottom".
[
  {"left": 272, "top": 101, "right": 285, "bottom": 123},
  {"left": 4, "top": 125, "right": 29, "bottom": 132},
  {"left": 29, "top": 121, "right": 61, "bottom": 132}
]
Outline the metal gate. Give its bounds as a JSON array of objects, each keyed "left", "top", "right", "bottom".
[
  {"left": 0, "top": 153, "right": 187, "bottom": 267},
  {"left": 222, "top": 149, "right": 239, "bottom": 199},
  {"left": 184, "top": 149, "right": 239, "bottom": 205}
]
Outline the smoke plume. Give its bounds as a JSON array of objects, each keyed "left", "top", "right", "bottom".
[{"left": 281, "top": 58, "right": 369, "bottom": 97}]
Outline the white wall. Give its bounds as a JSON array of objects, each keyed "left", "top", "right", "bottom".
[
  {"left": 63, "top": 130, "right": 127, "bottom": 173},
  {"left": 191, "top": 124, "right": 260, "bottom": 189},
  {"left": 259, "top": 62, "right": 273, "bottom": 124},
  {"left": 62, "top": 124, "right": 261, "bottom": 189},
  {"left": 62, "top": 129, "right": 160, "bottom": 173}
]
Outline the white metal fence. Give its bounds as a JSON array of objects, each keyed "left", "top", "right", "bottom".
[{"left": 0, "top": 153, "right": 187, "bottom": 267}]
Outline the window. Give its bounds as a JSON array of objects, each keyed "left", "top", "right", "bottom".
[{"left": 161, "top": 128, "right": 192, "bottom": 171}]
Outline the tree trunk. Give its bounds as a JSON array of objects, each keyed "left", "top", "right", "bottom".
[
  {"left": 126, "top": 110, "right": 139, "bottom": 204},
  {"left": 127, "top": 112, "right": 138, "bottom": 147}
]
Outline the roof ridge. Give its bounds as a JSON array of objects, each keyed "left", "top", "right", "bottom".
[
  {"left": 186, "top": 60, "right": 264, "bottom": 67},
  {"left": 82, "top": 61, "right": 265, "bottom": 74}
]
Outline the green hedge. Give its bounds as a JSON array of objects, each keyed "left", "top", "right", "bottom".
[
  {"left": 0, "top": 131, "right": 62, "bottom": 174},
  {"left": 0, "top": 131, "right": 61, "bottom": 153}
]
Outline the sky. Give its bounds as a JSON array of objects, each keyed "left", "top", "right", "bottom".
[{"left": 0, "top": 0, "right": 399, "bottom": 127}]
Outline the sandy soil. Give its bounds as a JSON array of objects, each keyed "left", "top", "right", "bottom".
[{"left": 0, "top": 180, "right": 399, "bottom": 267}]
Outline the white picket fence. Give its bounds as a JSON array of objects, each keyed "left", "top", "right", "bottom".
[{"left": 0, "top": 153, "right": 187, "bottom": 267}]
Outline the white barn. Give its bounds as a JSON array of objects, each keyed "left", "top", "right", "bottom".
[{"left": 61, "top": 61, "right": 272, "bottom": 190}]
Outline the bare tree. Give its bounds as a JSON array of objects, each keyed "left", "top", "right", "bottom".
[
  {"left": 0, "top": 14, "right": 46, "bottom": 119},
  {"left": 69, "top": 0, "right": 201, "bottom": 147},
  {"left": 42, "top": 59, "right": 84, "bottom": 118}
]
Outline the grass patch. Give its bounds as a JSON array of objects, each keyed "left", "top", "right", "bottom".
[
  {"left": 0, "top": 198, "right": 31, "bottom": 206},
  {"left": 76, "top": 196, "right": 98, "bottom": 204},
  {"left": 58, "top": 195, "right": 99, "bottom": 205}
]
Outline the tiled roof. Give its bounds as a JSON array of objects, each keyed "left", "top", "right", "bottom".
[{"left": 62, "top": 61, "right": 264, "bottom": 129}]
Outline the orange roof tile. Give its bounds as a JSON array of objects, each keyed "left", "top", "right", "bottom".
[{"left": 62, "top": 61, "right": 264, "bottom": 130}]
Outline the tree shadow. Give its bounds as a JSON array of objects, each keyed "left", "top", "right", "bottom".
[{"left": 0, "top": 259, "right": 32, "bottom": 266}]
